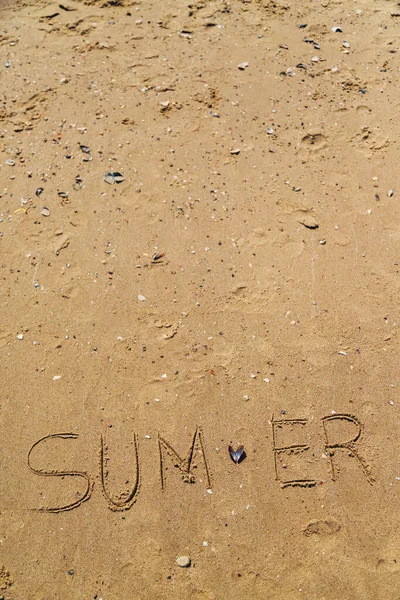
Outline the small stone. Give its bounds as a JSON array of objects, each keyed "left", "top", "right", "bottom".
[
  {"left": 311, "top": 56, "right": 319, "bottom": 63},
  {"left": 17, "top": 334, "right": 24, "bottom": 340},
  {"left": 60, "top": 77, "right": 69, "bottom": 84},
  {"left": 138, "top": 294, "right": 146, "bottom": 301},
  {"left": 237, "top": 62, "right": 249, "bottom": 70},
  {"left": 53, "top": 375, "right": 62, "bottom": 380},
  {"left": 176, "top": 556, "right": 191, "bottom": 568}
]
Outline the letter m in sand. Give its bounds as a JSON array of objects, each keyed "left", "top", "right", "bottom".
[{"left": 158, "top": 426, "right": 212, "bottom": 490}]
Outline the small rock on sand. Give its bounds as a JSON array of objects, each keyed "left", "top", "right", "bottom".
[{"left": 176, "top": 556, "right": 191, "bottom": 568}]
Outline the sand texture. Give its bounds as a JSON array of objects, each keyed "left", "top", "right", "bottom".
[{"left": 1, "top": 0, "right": 400, "bottom": 597}]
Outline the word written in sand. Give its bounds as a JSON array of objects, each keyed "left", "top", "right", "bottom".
[{"left": 27, "top": 413, "right": 373, "bottom": 513}]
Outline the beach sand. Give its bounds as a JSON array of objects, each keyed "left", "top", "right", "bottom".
[{"left": 1, "top": 0, "right": 400, "bottom": 597}]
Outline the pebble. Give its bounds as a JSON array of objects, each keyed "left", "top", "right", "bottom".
[
  {"left": 138, "top": 294, "right": 146, "bottom": 301},
  {"left": 176, "top": 556, "right": 191, "bottom": 568},
  {"left": 16, "top": 334, "right": 24, "bottom": 340},
  {"left": 53, "top": 375, "right": 62, "bottom": 380},
  {"left": 237, "top": 62, "right": 249, "bottom": 70}
]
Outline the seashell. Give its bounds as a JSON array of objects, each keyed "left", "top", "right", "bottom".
[
  {"left": 104, "top": 172, "right": 115, "bottom": 184},
  {"left": 228, "top": 445, "right": 246, "bottom": 464},
  {"left": 112, "top": 172, "right": 124, "bottom": 183}
]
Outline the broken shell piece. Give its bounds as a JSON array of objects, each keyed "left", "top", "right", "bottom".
[
  {"left": 5, "top": 159, "right": 15, "bottom": 166},
  {"left": 36, "top": 187, "right": 44, "bottom": 197},
  {"left": 112, "top": 172, "right": 124, "bottom": 183},
  {"left": 230, "top": 148, "right": 240, "bottom": 155},
  {"left": 138, "top": 294, "right": 146, "bottom": 302},
  {"left": 41, "top": 207, "right": 51, "bottom": 217},
  {"left": 342, "top": 41, "right": 350, "bottom": 48},
  {"left": 311, "top": 56, "right": 319, "bottom": 62},
  {"left": 286, "top": 67, "right": 296, "bottom": 76},
  {"left": 332, "top": 26, "right": 343, "bottom": 32},
  {"left": 73, "top": 177, "right": 83, "bottom": 191},
  {"left": 58, "top": 191, "right": 69, "bottom": 198},
  {"left": 82, "top": 153, "right": 92, "bottom": 162},
  {"left": 237, "top": 62, "right": 249, "bottom": 70},
  {"left": 266, "top": 127, "right": 274, "bottom": 134},
  {"left": 388, "top": 189, "right": 394, "bottom": 197},
  {"left": 299, "top": 215, "right": 319, "bottom": 229},
  {"left": 79, "top": 144, "right": 91, "bottom": 153},
  {"left": 152, "top": 252, "right": 165, "bottom": 262}
]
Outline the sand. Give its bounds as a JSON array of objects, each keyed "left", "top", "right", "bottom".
[{"left": 1, "top": 0, "right": 400, "bottom": 597}]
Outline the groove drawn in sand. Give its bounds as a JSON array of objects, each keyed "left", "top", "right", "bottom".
[
  {"left": 271, "top": 415, "right": 317, "bottom": 488},
  {"left": 158, "top": 426, "right": 212, "bottom": 490},
  {"left": 0, "top": 566, "right": 13, "bottom": 593},
  {"left": 99, "top": 433, "right": 141, "bottom": 512},
  {"left": 321, "top": 414, "right": 374, "bottom": 485},
  {"left": 28, "top": 433, "right": 93, "bottom": 513}
]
